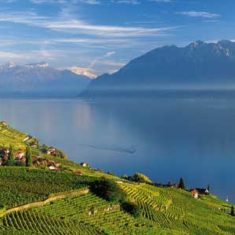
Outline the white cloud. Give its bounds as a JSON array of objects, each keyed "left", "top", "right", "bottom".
[
  {"left": 149, "top": 0, "right": 173, "bottom": 2},
  {"left": 31, "top": 0, "right": 101, "bottom": 4},
  {"left": 111, "top": 0, "right": 140, "bottom": 4},
  {"left": 177, "top": 11, "right": 220, "bottom": 19},
  {"left": 0, "top": 51, "right": 24, "bottom": 59},
  {"left": 105, "top": 51, "right": 116, "bottom": 57},
  {"left": 45, "top": 20, "right": 174, "bottom": 37},
  {"left": 80, "top": 0, "right": 100, "bottom": 4},
  {"left": 0, "top": 10, "right": 175, "bottom": 38}
]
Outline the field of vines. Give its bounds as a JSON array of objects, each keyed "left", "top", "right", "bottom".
[
  {"left": 0, "top": 167, "right": 95, "bottom": 209},
  {"left": 120, "top": 182, "right": 235, "bottom": 235},
  {"left": 0, "top": 179, "right": 234, "bottom": 234},
  {"left": 0, "top": 193, "right": 161, "bottom": 235}
]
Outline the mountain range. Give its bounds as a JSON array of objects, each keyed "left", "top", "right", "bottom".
[
  {"left": 0, "top": 62, "right": 90, "bottom": 97},
  {"left": 1, "top": 40, "right": 235, "bottom": 97},
  {"left": 82, "top": 40, "right": 235, "bottom": 97}
]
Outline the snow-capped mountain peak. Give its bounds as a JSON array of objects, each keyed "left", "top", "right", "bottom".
[
  {"left": 0, "top": 62, "right": 91, "bottom": 96},
  {"left": 70, "top": 66, "right": 97, "bottom": 79}
]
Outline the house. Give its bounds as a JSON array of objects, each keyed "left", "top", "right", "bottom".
[
  {"left": 191, "top": 189, "right": 199, "bottom": 199},
  {"left": 80, "top": 162, "right": 89, "bottom": 167},
  {"left": 195, "top": 188, "right": 210, "bottom": 195},
  {"left": 23, "top": 137, "right": 30, "bottom": 142},
  {"left": 47, "top": 160, "right": 56, "bottom": 167},
  {"left": 0, "top": 121, "right": 8, "bottom": 127},
  {"left": 23, "top": 135, "right": 33, "bottom": 142},
  {"left": 190, "top": 187, "right": 210, "bottom": 199},
  {"left": 15, "top": 151, "right": 25, "bottom": 160},
  {"left": 47, "top": 160, "right": 60, "bottom": 171},
  {"left": 49, "top": 165, "right": 56, "bottom": 171},
  {"left": 47, "top": 148, "right": 56, "bottom": 156}
]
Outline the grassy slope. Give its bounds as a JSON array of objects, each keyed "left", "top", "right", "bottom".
[{"left": 0, "top": 124, "right": 234, "bottom": 234}]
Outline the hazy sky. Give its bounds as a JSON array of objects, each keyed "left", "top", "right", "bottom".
[{"left": 0, "top": 0, "right": 234, "bottom": 74}]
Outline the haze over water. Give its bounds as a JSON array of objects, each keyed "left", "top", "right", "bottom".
[{"left": 0, "top": 97, "right": 234, "bottom": 202}]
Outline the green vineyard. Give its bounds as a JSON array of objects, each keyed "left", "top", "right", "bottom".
[
  {"left": 0, "top": 182, "right": 234, "bottom": 235},
  {"left": 0, "top": 167, "right": 95, "bottom": 209},
  {"left": 1, "top": 193, "right": 159, "bottom": 235}
]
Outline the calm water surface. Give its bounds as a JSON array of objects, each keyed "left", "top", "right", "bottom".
[{"left": 0, "top": 98, "right": 234, "bottom": 202}]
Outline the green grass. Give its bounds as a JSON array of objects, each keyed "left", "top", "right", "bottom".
[{"left": 0, "top": 123, "right": 27, "bottom": 149}]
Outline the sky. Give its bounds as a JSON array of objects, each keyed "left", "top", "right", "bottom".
[{"left": 0, "top": 0, "right": 234, "bottom": 75}]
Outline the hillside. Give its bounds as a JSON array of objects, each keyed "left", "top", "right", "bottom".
[
  {"left": 82, "top": 40, "right": 235, "bottom": 97},
  {"left": 0, "top": 122, "right": 234, "bottom": 234},
  {"left": 0, "top": 62, "right": 90, "bottom": 97}
]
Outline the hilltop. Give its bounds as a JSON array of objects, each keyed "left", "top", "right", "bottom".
[
  {"left": 0, "top": 122, "right": 234, "bottom": 234},
  {"left": 82, "top": 40, "right": 235, "bottom": 97}
]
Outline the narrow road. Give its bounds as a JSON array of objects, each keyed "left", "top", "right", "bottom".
[{"left": 0, "top": 188, "right": 89, "bottom": 218}]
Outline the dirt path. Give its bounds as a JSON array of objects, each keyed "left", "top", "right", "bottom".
[{"left": 0, "top": 188, "right": 89, "bottom": 218}]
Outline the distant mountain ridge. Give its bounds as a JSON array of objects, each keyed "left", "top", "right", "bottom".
[
  {"left": 0, "top": 62, "right": 90, "bottom": 97},
  {"left": 82, "top": 40, "right": 235, "bottom": 97}
]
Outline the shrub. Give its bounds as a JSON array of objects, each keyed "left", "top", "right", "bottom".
[
  {"left": 231, "top": 206, "right": 235, "bottom": 216},
  {"left": 4, "top": 160, "right": 16, "bottom": 166},
  {"left": 121, "top": 201, "right": 141, "bottom": 218},
  {"left": 178, "top": 177, "right": 186, "bottom": 190},
  {"left": 26, "top": 146, "right": 32, "bottom": 167},
  {"left": 90, "top": 178, "right": 126, "bottom": 203},
  {"left": 8, "top": 145, "right": 14, "bottom": 161},
  {"left": 131, "top": 173, "right": 152, "bottom": 184},
  {"left": 56, "top": 149, "right": 68, "bottom": 159},
  {"left": 121, "top": 174, "right": 129, "bottom": 180}
]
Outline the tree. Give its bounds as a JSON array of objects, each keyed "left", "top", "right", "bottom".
[
  {"left": 131, "top": 173, "right": 152, "bottom": 184},
  {"left": 231, "top": 206, "right": 235, "bottom": 216},
  {"left": 4, "top": 145, "right": 15, "bottom": 166},
  {"left": 178, "top": 177, "right": 186, "bottom": 190},
  {"left": 8, "top": 145, "right": 14, "bottom": 161},
  {"left": 90, "top": 178, "right": 126, "bottom": 203},
  {"left": 25, "top": 146, "right": 32, "bottom": 167},
  {"left": 121, "top": 202, "right": 141, "bottom": 218}
]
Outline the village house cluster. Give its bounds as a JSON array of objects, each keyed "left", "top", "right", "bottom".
[
  {"left": 155, "top": 181, "right": 210, "bottom": 199},
  {"left": 0, "top": 148, "right": 26, "bottom": 166},
  {"left": 190, "top": 188, "right": 210, "bottom": 199},
  {"left": 33, "top": 156, "right": 61, "bottom": 171},
  {"left": 0, "top": 146, "right": 62, "bottom": 171}
]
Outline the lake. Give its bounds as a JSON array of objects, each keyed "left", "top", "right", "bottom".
[{"left": 0, "top": 97, "right": 234, "bottom": 202}]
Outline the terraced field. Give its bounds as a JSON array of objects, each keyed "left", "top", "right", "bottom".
[
  {"left": 120, "top": 182, "right": 235, "bottom": 234},
  {"left": 0, "top": 193, "right": 161, "bottom": 235}
]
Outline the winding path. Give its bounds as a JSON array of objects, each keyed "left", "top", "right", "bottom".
[{"left": 0, "top": 188, "right": 89, "bottom": 218}]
